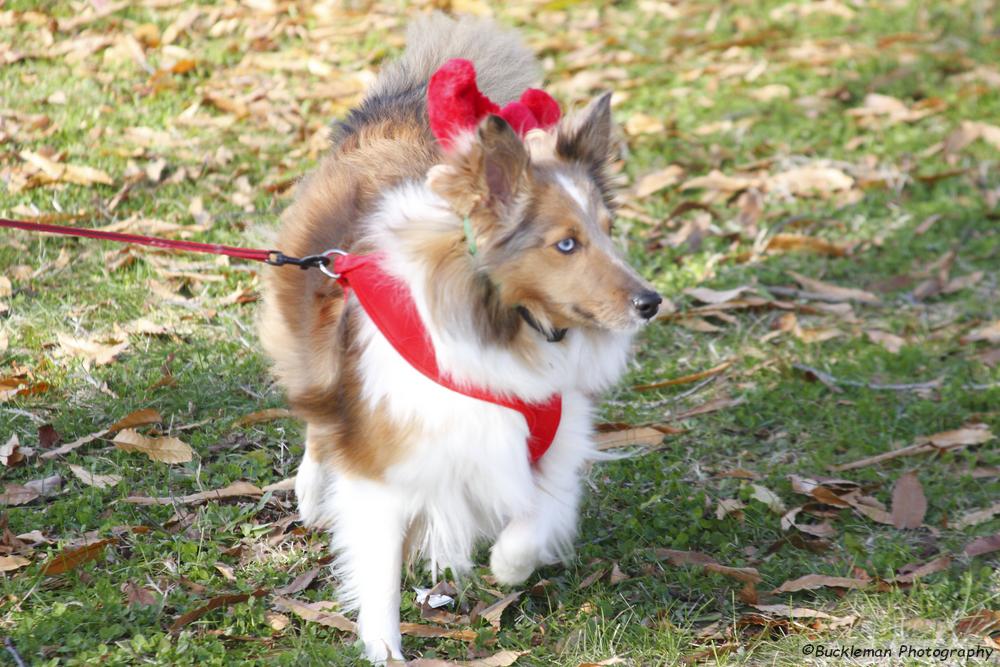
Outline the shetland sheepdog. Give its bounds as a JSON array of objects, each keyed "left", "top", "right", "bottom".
[{"left": 259, "top": 13, "right": 662, "bottom": 663}]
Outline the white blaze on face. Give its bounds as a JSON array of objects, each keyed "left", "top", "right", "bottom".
[{"left": 555, "top": 172, "right": 591, "bottom": 217}]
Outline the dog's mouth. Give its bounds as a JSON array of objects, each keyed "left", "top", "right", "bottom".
[{"left": 529, "top": 292, "right": 663, "bottom": 336}]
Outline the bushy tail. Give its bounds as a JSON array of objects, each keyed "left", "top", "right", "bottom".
[{"left": 369, "top": 12, "right": 540, "bottom": 105}]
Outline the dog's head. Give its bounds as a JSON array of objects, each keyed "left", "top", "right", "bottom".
[{"left": 427, "top": 93, "right": 662, "bottom": 335}]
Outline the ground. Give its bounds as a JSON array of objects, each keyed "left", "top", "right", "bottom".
[{"left": 1, "top": 0, "right": 999, "bottom": 665}]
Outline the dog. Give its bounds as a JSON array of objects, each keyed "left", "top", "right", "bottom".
[{"left": 258, "top": 13, "right": 662, "bottom": 663}]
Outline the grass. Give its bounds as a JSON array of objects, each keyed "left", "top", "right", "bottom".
[{"left": 1, "top": 0, "right": 999, "bottom": 665}]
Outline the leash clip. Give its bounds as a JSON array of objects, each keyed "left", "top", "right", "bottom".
[{"left": 265, "top": 248, "right": 348, "bottom": 279}]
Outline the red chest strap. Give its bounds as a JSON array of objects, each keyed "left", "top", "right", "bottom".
[{"left": 332, "top": 252, "right": 561, "bottom": 464}]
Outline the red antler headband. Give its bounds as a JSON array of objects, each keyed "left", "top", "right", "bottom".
[{"left": 427, "top": 58, "right": 561, "bottom": 150}]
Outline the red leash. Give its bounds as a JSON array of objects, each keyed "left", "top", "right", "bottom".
[
  {"left": 2, "top": 217, "right": 562, "bottom": 463},
  {"left": 0, "top": 218, "right": 325, "bottom": 268}
]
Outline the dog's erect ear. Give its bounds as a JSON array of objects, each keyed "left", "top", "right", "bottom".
[
  {"left": 427, "top": 115, "right": 529, "bottom": 223},
  {"left": 556, "top": 92, "right": 613, "bottom": 168},
  {"left": 478, "top": 115, "right": 529, "bottom": 213}
]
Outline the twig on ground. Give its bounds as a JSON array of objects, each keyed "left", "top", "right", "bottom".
[
  {"left": 793, "top": 364, "right": 942, "bottom": 392},
  {"left": 4, "top": 637, "right": 27, "bottom": 667}
]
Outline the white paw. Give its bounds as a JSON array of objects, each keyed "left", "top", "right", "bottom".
[
  {"left": 490, "top": 521, "right": 538, "bottom": 586},
  {"left": 362, "top": 636, "right": 403, "bottom": 665},
  {"left": 295, "top": 453, "right": 332, "bottom": 529}
]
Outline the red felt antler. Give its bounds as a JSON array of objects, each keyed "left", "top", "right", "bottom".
[{"left": 427, "top": 59, "right": 561, "bottom": 150}]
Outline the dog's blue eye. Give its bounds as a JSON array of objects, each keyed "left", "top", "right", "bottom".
[{"left": 556, "top": 238, "right": 577, "bottom": 254}]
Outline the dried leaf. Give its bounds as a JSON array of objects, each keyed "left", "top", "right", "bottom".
[
  {"left": 39, "top": 429, "right": 108, "bottom": 460},
  {"left": 19, "top": 150, "right": 113, "bottom": 186},
  {"left": 400, "top": 622, "right": 477, "bottom": 641},
  {"left": 0, "top": 484, "right": 39, "bottom": 506},
  {"left": 42, "top": 539, "right": 115, "bottom": 576},
  {"left": 751, "top": 604, "right": 854, "bottom": 625},
  {"left": 771, "top": 574, "right": 868, "bottom": 594},
  {"left": 56, "top": 333, "right": 129, "bottom": 366},
  {"left": 478, "top": 591, "right": 521, "bottom": 631},
  {"left": 635, "top": 165, "right": 685, "bottom": 197},
  {"left": 965, "top": 533, "right": 1000, "bottom": 558},
  {"left": 767, "top": 166, "right": 853, "bottom": 196},
  {"left": 788, "top": 271, "right": 879, "bottom": 304},
  {"left": 113, "top": 429, "right": 193, "bottom": 463},
  {"left": 407, "top": 650, "right": 528, "bottom": 667},
  {"left": 653, "top": 548, "right": 762, "bottom": 583},
  {"left": 169, "top": 589, "right": 267, "bottom": 633},
  {"left": 830, "top": 424, "right": 993, "bottom": 471},
  {"left": 890, "top": 471, "right": 927, "bottom": 529},
  {"left": 273, "top": 596, "right": 356, "bottom": 633},
  {"left": 750, "top": 484, "right": 786, "bottom": 514},
  {"left": 0, "top": 555, "right": 30, "bottom": 572},
  {"left": 684, "top": 286, "right": 750, "bottom": 304},
  {"left": 633, "top": 360, "right": 732, "bottom": 391},
  {"left": 961, "top": 320, "right": 1000, "bottom": 344},
  {"left": 892, "top": 555, "right": 951, "bottom": 583},
  {"left": 954, "top": 502, "right": 1000, "bottom": 530},
  {"left": 594, "top": 427, "right": 665, "bottom": 451},
  {"left": 671, "top": 395, "right": 745, "bottom": 420},
  {"left": 67, "top": 464, "right": 121, "bottom": 489},
  {"left": 266, "top": 611, "right": 290, "bottom": 632},
  {"left": 866, "top": 330, "right": 905, "bottom": 354},
  {"left": 123, "top": 581, "right": 158, "bottom": 607},
  {"left": 233, "top": 408, "right": 293, "bottom": 427},
  {"left": 275, "top": 567, "right": 321, "bottom": 596},
  {"left": 0, "top": 434, "right": 23, "bottom": 467},
  {"left": 765, "top": 233, "right": 848, "bottom": 257},
  {"left": 108, "top": 408, "right": 162, "bottom": 432},
  {"left": 125, "top": 480, "right": 260, "bottom": 505}
]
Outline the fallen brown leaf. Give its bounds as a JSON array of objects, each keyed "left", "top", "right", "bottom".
[
  {"left": 0, "top": 434, "right": 23, "bottom": 467},
  {"left": 771, "top": 574, "right": 869, "bottom": 594},
  {"left": 67, "top": 464, "right": 122, "bottom": 489},
  {"left": 960, "top": 320, "right": 1000, "bottom": 344},
  {"left": 123, "top": 581, "right": 158, "bottom": 607},
  {"left": 273, "top": 596, "right": 356, "bottom": 633},
  {"left": 633, "top": 360, "right": 733, "bottom": 391},
  {"left": 635, "top": 165, "right": 685, "bottom": 197},
  {"left": 56, "top": 333, "right": 129, "bottom": 366},
  {"left": 765, "top": 233, "right": 849, "bottom": 257},
  {"left": 670, "top": 395, "right": 745, "bottom": 421},
  {"left": 478, "top": 591, "right": 521, "bottom": 631},
  {"left": 830, "top": 424, "right": 994, "bottom": 471},
  {"left": 169, "top": 589, "right": 267, "bottom": 634},
  {"left": 866, "top": 330, "right": 906, "bottom": 354},
  {"left": 233, "top": 408, "right": 293, "bottom": 427},
  {"left": 892, "top": 555, "right": 951, "bottom": 583},
  {"left": 19, "top": 150, "right": 114, "bottom": 186},
  {"left": 407, "top": 650, "right": 529, "bottom": 667},
  {"left": 399, "top": 622, "right": 477, "bottom": 641},
  {"left": 42, "top": 538, "right": 116, "bottom": 576},
  {"left": 890, "top": 471, "right": 927, "bottom": 529},
  {"left": 653, "top": 548, "right": 761, "bottom": 583},
  {"left": 788, "top": 271, "right": 879, "bottom": 304},
  {"left": 954, "top": 502, "right": 1000, "bottom": 530},
  {"left": 594, "top": 427, "right": 666, "bottom": 451},
  {"left": 113, "top": 429, "right": 193, "bottom": 463},
  {"left": 125, "top": 480, "right": 261, "bottom": 506},
  {"left": 964, "top": 533, "right": 1000, "bottom": 558},
  {"left": 0, "top": 484, "right": 39, "bottom": 506},
  {"left": 0, "top": 555, "right": 30, "bottom": 572},
  {"left": 684, "top": 286, "right": 750, "bottom": 304},
  {"left": 108, "top": 408, "right": 163, "bottom": 432}
]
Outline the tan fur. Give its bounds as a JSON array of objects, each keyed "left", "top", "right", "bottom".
[{"left": 259, "top": 116, "right": 437, "bottom": 479}]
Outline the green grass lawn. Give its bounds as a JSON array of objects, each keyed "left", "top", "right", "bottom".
[{"left": 1, "top": 1, "right": 998, "bottom": 665}]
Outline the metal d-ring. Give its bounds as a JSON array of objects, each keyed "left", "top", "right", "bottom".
[{"left": 317, "top": 248, "right": 349, "bottom": 279}]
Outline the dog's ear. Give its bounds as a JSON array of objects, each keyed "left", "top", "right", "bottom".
[
  {"left": 427, "top": 115, "right": 529, "bottom": 224},
  {"left": 478, "top": 115, "right": 530, "bottom": 214},
  {"left": 556, "top": 92, "right": 613, "bottom": 168}
]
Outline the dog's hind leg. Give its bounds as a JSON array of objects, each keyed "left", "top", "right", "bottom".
[{"left": 330, "top": 475, "right": 407, "bottom": 665}]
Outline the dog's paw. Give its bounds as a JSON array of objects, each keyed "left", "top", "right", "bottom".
[
  {"left": 490, "top": 521, "right": 538, "bottom": 586},
  {"left": 362, "top": 637, "right": 404, "bottom": 665}
]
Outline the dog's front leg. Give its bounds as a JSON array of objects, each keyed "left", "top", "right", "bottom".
[
  {"left": 332, "top": 476, "right": 407, "bottom": 664},
  {"left": 490, "top": 458, "right": 582, "bottom": 586}
]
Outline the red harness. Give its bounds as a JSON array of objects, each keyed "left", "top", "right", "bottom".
[
  {"left": 0, "top": 218, "right": 562, "bottom": 464},
  {"left": 332, "top": 252, "right": 562, "bottom": 464}
]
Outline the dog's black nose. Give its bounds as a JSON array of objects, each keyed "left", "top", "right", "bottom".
[{"left": 632, "top": 290, "right": 662, "bottom": 320}]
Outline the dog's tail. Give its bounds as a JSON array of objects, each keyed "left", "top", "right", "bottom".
[{"left": 369, "top": 12, "right": 540, "bottom": 105}]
